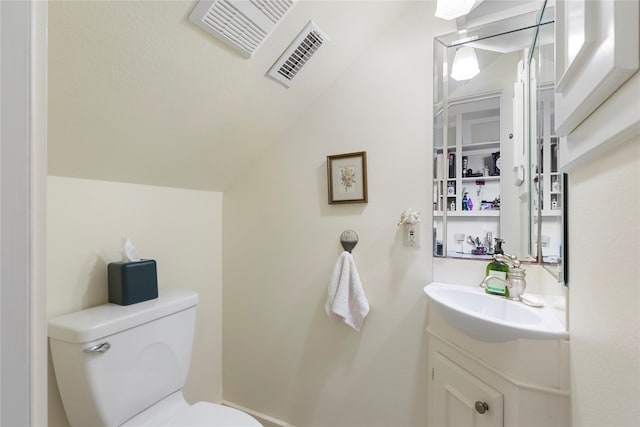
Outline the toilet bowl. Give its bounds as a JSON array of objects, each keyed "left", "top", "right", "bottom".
[
  {"left": 48, "top": 288, "right": 262, "bottom": 427},
  {"left": 121, "top": 391, "right": 259, "bottom": 427}
]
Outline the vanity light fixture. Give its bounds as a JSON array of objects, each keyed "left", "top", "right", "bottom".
[
  {"left": 435, "top": 0, "right": 484, "bottom": 21},
  {"left": 450, "top": 46, "right": 480, "bottom": 81}
]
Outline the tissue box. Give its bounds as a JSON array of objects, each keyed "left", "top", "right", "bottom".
[{"left": 107, "top": 259, "right": 158, "bottom": 305}]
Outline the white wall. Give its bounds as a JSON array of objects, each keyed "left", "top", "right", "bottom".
[
  {"left": 222, "top": 3, "right": 454, "bottom": 426},
  {"left": 568, "top": 90, "right": 640, "bottom": 425},
  {"left": 1, "top": 1, "right": 48, "bottom": 424},
  {"left": 47, "top": 176, "right": 223, "bottom": 427},
  {"left": 44, "top": 2, "right": 640, "bottom": 427}
]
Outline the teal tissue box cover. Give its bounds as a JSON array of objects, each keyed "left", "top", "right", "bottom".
[{"left": 108, "top": 260, "right": 158, "bottom": 305}]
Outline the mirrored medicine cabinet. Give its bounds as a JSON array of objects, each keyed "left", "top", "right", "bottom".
[{"left": 432, "top": 1, "right": 566, "bottom": 283}]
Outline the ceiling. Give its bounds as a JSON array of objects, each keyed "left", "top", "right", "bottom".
[
  {"left": 47, "top": 0, "right": 415, "bottom": 191},
  {"left": 48, "top": 0, "right": 542, "bottom": 192},
  {"left": 462, "top": 0, "right": 543, "bottom": 28}
]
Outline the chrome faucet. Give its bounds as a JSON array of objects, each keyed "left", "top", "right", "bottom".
[{"left": 479, "top": 253, "right": 527, "bottom": 301}]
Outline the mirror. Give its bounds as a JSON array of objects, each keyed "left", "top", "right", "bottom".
[
  {"left": 529, "top": 4, "right": 566, "bottom": 282},
  {"left": 433, "top": 2, "right": 562, "bottom": 272}
]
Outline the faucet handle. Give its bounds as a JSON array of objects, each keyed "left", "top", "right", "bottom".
[
  {"left": 479, "top": 274, "right": 512, "bottom": 289},
  {"left": 495, "top": 253, "right": 521, "bottom": 268}
]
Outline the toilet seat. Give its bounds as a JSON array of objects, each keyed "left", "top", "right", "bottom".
[
  {"left": 163, "top": 402, "right": 262, "bottom": 427},
  {"left": 122, "top": 392, "right": 262, "bottom": 427}
]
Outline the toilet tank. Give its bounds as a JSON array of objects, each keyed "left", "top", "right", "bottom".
[{"left": 48, "top": 288, "right": 199, "bottom": 427}]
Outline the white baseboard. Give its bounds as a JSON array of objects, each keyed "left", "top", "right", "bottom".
[{"left": 221, "top": 400, "right": 295, "bottom": 427}]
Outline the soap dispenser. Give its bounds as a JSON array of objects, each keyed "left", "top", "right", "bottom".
[{"left": 485, "top": 238, "right": 509, "bottom": 296}]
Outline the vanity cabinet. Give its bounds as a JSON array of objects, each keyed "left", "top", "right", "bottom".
[
  {"left": 431, "top": 351, "right": 503, "bottom": 427},
  {"left": 427, "top": 306, "right": 570, "bottom": 427}
]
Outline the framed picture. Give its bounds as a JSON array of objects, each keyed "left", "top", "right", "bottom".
[{"left": 327, "top": 151, "right": 368, "bottom": 204}]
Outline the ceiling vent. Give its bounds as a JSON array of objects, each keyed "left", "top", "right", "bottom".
[
  {"left": 189, "top": 0, "right": 295, "bottom": 58},
  {"left": 266, "top": 20, "right": 328, "bottom": 88}
]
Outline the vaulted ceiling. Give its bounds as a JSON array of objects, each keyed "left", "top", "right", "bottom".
[
  {"left": 48, "top": 0, "right": 541, "bottom": 191},
  {"left": 48, "top": 0, "right": 415, "bottom": 191}
]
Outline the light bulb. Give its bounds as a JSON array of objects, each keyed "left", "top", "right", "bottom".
[{"left": 451, "top": 46, "right": 480, "bottom": 81}]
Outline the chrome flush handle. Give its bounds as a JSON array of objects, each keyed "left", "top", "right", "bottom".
[{"left": 83, "top": 342, "right": 111, "bottom": 353}]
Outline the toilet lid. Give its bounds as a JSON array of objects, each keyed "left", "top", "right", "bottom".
[{"left": 163, "top": 402, "right": 263, "bottom": 427}]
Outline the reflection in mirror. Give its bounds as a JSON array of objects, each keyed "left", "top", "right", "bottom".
[
  {"left": 434, "top": 11, "right": 549, "bottom": 262},
  {"left": 529, "top": 11, "right": 566, "bottom": 283}
]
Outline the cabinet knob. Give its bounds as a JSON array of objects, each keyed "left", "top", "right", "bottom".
[{"left": 475, "top": 401, "right": 489, "bottom": 414}]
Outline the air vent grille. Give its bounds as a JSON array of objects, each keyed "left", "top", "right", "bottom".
[
  {"left": 267, "top": 21, "right": 328, "bottom": 87},
  {"left": 189, "top": 0, "right": 295, "bottom": 58},
  {"left": 250, "top": 0, "right": 290, "bottom": 24},
  {"left": 202, "top": 0, "right": 266, "bottom": 55}
]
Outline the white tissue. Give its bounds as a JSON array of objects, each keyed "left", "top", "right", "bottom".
[{"left": 121, "top": 236, "right": 141, "bottom": 262}]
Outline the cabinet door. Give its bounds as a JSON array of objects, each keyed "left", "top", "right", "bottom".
[{"left": 431, "top": 352, "right": 503, "bottom": 427}]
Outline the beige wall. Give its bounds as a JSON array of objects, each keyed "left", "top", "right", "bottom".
[
  {"left": 222, "top": 3, "right": 453, "bottom": 426},
  {"left": 47, "top": 176, "right": 223, "bottom": 426},
  {"left": 569, "top": 129, "right": 640, "bottom": 424},
  {"left": 44, "top": 2, "right": 640, "bottom": 426}
]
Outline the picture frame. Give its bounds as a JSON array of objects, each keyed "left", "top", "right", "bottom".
[
  {"left": 554, "top": 0, "right": 639, "bottom": 137},
  {"left": 327, "top": 151, "right": 368, "bottom": 204}
]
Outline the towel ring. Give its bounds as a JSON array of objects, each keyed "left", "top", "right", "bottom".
[{"left": 340, "top": 230, "right": 358, "bottom": 253}]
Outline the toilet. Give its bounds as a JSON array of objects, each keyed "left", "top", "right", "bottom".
[{"left": 48, "top": 288, "right": 262, "bottom": 427}]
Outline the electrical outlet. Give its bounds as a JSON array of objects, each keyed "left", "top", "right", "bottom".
[{"left": 404, "top": 223, "right": 420, "bottom": 248}]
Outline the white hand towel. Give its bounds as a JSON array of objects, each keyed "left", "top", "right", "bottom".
[{"left": 325, "top": 251, "right": 370, "bottom": 331}]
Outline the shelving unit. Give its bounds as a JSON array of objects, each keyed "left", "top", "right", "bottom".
[
  {"left": 540, "top": 137, "right": 561, "bottom": 215},
  {"left": 434, "top": 95, "right": 502, "bottom": 215},
  {"left": 445, "top": 210, "right": 499, "bottom": 217},
  {"left": 534, "top": 86, "right": 562, "bottom": 259},
  {"left": 433, "top": 94, "right": 502, "bottom": 256},
  {"left": 533, "top": 87, "right": 562, "bottom": 215}
]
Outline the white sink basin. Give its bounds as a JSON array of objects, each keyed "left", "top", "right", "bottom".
[{"left": 424, "top": 282, "right": 568, "bottom": 342}]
